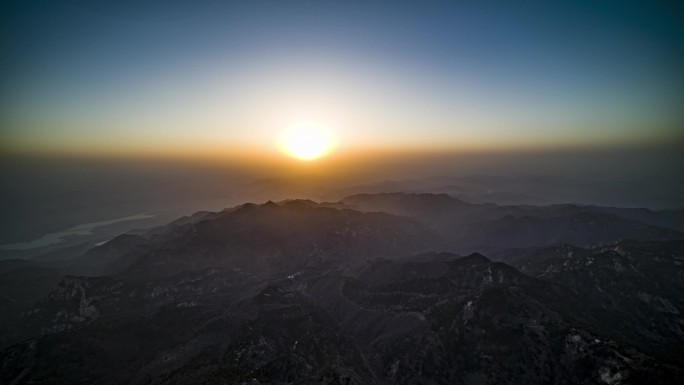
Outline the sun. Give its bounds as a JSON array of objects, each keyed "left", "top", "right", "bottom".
[{"left": 280, "top": 125, "right": 335, "bottom": 160}]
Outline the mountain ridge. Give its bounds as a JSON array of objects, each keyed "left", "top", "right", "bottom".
[{"left": 1, "top": 194, "right": 682, "bottom": 384}]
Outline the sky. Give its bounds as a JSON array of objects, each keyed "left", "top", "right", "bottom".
[{"left": 1, "top": 0, "right": 683, "bottom": 159}]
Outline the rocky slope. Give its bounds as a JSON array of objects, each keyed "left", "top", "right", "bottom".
[
  {"left": 1, "top": 198, "right": 682, "bottom": 384},
  {"left": 505, "top": 240, "right": 684, "bottom": 365},
  {"left": 2, "top": 252, "right": 681, "bottom": 384}
]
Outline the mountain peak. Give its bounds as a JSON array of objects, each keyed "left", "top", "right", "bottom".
[{"left": 457, "top": 252, "right": 491, "bottom": 265}]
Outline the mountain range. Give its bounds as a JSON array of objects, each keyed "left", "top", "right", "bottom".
[{"left": 1, "top": 193, "right": 682, "bottom": 384}]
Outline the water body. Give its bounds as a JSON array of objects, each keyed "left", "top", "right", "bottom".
[{"left": 0, "top": 213, "right": 155, "bottom": 251}]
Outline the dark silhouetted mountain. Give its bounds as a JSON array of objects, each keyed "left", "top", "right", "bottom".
[
  {"left": 115, "top": 200, "right": 438, "bottom": 281},
  {"left": 334, "top": 175, "right": 684, "bottom": 209},
  {"left": 1, "top": 198, "right": 683, "bottom": 384},
  {"left": 343, "top": 193, "right": 683, "bottom": 252},
  {"left": 0, "top": 259, "right": 64, "bottom": 324},
  {"left": 492, "top": 243, "right": 592, "bottom": 265},
  {"left": 67, "top": 234, "right": 149, "bottom": 276}
]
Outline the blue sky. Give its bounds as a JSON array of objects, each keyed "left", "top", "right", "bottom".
[{"left": 1, "top": 0, "right": 682, "bottom": 157}]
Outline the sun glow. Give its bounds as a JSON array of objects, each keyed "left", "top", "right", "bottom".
[{"left": 280, "top": 125, "right": 335, "bottom": 160}]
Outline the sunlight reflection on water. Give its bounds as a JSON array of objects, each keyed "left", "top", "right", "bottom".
[{"left": 0, "top": 213, "right": 155, "bottom": 250}]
